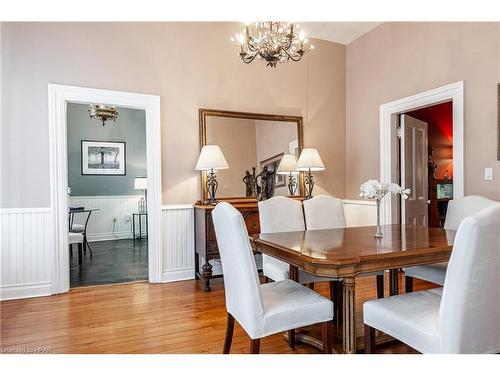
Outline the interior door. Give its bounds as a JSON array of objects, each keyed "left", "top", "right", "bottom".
[{"left": 400, "top": 114, "right": 429, "bottom": 226}]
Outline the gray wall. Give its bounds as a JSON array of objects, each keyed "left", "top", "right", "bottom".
[{"left": 67, "top": 103, "right": 146, "bottom": 196}]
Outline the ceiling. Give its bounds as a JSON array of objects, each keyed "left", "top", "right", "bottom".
[{"left": 301, "top": 22, "right": 382, "bottom": 45}]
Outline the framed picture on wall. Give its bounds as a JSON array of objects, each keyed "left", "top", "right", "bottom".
[{"left": 81, "top": 140, "right": 126, "bottom": 175}]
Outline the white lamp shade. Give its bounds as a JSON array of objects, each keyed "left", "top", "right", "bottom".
[
  {"left": 295, "top": 148, "right": 325, "bottom": 171},
  {"left": 195, "top": 145, "right": 229, "bottom": 171},
  {"left": 277, "top": 154, "right": 298, "bottom": 174},
  {"left": 134, "top": 177, "right": 147, "bottom": 190}
]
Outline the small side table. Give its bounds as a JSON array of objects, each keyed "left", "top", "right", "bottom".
[{"left": 132, "top": 212, "right": 148, "bottom": 240}]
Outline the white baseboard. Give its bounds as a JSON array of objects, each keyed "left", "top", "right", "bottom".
[
  {"left": 162, "top": 268, "right": 195, "bottom": 282},
  {"left": 0, "top": 282, "right": 53, "bottom": 301},
  {"left": 86, "top": 231, "right": 133, "bottom": 242}
]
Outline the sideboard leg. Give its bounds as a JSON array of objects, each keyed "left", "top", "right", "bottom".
[{"left": 201, "top": 261, "right": 213, "bottom": 292}]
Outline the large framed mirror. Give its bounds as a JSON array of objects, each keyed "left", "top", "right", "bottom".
[{"left": 199, "top": 109, "right": 304, "bottom": 202}]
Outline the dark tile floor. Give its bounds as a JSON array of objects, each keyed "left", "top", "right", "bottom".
[{"left": 70, "top": 239, "right": 148, "bottom": 288}]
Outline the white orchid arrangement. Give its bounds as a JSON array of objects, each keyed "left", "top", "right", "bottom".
[{"left": 360, "top": 180, "right": 410, "bottom": 200}]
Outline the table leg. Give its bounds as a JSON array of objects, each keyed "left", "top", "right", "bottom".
[
  {"left": 389, "top": 269, "right": 399, "bottom": 296},
  {"left": 133, "top": 215, "right": 136, "bottom": 241},
  {"left": 342, "top": 277, "right": 356, "bottom": 354}
]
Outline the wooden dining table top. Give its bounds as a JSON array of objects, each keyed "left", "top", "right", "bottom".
[{"left": 251, "top": 224, "right": 456, "bottom": 278}]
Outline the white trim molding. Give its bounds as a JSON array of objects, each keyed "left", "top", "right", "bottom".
[
  {"left": 48, "top": 84, "right": 162, "bottom": 294},
  {"left": 1, "top": 282, "right": 53, "bottom": 301},
  {"left": 379, "top": 81, "right": 464, "bottom": 224}
]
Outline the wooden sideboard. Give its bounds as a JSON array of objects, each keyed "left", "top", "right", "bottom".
[{"left": 194, "top": 200, "right": 260, "bottom": 291}]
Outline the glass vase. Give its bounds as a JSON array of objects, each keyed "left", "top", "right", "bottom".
[{"left": 374, "top": 198, "right": 383, "bottom": 238}]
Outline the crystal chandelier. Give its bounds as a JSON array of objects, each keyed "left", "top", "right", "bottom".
[
  {"left": 231, "top": 22, "right": 314, "bottom": 67},
  {"left": 88, "top": 104, "right": 119, "bottom": 126}
]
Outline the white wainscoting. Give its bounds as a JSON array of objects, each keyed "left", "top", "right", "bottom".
[
  {"left": 0, "top": 207, "right": 54, "bottom": 300},
  {"left": 69, "top": 195, "right": 143, "bottom": 241},
  {"left": 161, "top": 205, "right": 195, "bottom": 282}
]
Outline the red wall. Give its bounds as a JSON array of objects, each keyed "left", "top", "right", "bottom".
[{"left": 407, "top": 101, "right": 453, "bottom": 179}]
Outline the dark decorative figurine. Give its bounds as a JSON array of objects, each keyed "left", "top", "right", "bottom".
[{"left": 243, "top": 167, "right": 258, "bottom": 197}]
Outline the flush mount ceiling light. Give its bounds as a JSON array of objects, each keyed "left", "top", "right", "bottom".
[
  {"left": 88, "top": 104, "right": 119, "bottom": 126},
  {"left": 231, "top": 22, "right": 314, "bottom": 67}
]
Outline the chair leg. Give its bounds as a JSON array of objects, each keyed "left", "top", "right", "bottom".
[
  {"left": 376, "top": 274, "right": 384, "bottom": 299},
  {"left": 405, "top": 276, "right": 414, "bottom": 293},
  {"left": 364, "top": 324, "right": 376, "bottom": 354},
  {"left": 250, "top": 339, "right": 260, "bottom": 354},
  {"left": 78, "top": 243, "right": 83, "bottom": 266},
  {"left": 69, "top": 244, "right": 73, "bottom": 258},
  {"left": 322, "top": 321, "right": 333, "bottom": 354},
  {"left": 307, "top": 282, "right": 315, "bottom": 290},
  {"left": 331, "top": 280, "right": 343, "bottom": 325},
  {"left": 223, "top": 313, "right": 234, "bottom": 354},
  {"left": 288, "top": 329, "right": 295, "bottom": 349},
  {"left": 84, "top": 234, "right": 93, "bottom": 256}
]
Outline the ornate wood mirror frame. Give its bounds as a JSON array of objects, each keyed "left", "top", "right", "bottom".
[{"left": 198, "top": 108, "right": 304, "bottom": 203}]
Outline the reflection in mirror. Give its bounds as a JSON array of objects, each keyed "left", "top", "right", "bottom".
[{"left": 203, "top": 113, "right": 302, "bottom": 199}]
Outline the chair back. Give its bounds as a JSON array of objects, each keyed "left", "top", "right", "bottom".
[
  {"left": 212, "top": 202, "right": 264, "bottom": 334},
  {"left": 439, "top": 204, "right": 500, "bottom": 353},
  {"left": 303, "top": 194, "right": 346, "bottom": 230},
  {"left": 258, "top": 196, "right": 305, "bottom": 234},
  {"left": 444, "top": 195, "right": 498, "bottom": 230}
]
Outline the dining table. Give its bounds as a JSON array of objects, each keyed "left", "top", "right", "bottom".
[{"left": 250, "top": 224, "right": 456, "bottom": 354}]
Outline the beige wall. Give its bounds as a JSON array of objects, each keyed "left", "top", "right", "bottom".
[
  {"left": 1, "top": 22, "right": 346, "bottom": 207},
  {"left": 346, "top": 22, "right": 500, "bottom": 201}
]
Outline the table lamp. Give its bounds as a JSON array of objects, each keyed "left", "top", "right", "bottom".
[
  {"left": 295, "top": 148, "right": 325, "bottom": 199},
  {"left": 277, "top": 154, "right": 299, "bottom": 196},
  {"left": 134, "top": 177, "right": 147, "bottom": 213},
  {"left": 195, "top": 145, "right": 229, "bottom": 205}
]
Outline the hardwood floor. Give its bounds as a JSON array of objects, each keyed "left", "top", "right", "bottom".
[
  {"left": 0, "top": 273, "right": 436, "bottom": 354},
  {"left": 70, "top": 239, "right": 148, "bottom": 287}
]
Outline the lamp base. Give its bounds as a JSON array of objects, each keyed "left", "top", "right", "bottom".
[
  {"left": 304, "top": 171, "right": 315, "bottom": 199},
  {"left": 203, "top": 198, "right": 219, "bottom": 206}
]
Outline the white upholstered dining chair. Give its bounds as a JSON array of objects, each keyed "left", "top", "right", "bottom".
[
  {"left": 364, "top": 204, "right": 500, "bottom": 353},
  {"left": 212, "top": 202, "right": 334, "bottom": 354},
  {"left": 404, "top": 195, "right": 499, "bottom": 291}
]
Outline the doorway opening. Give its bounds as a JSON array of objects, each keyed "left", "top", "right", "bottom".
[
  {"left": 399, "top": 101, "right": 453, "bottom": 227},
  {"left": 48, "top": 84, "right": 162, "bottom": 295},
  {"left": 67, "top": 103, "right": 148, "bottom": 287},
  {"left": 379, "top": 81, "right": 464, "bottom": 225}
]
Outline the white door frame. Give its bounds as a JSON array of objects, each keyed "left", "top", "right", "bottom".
[
  {"left": 379, "top": 81, "right": 464, "bottom": 225},
  {"left": 48, "top": 84, "right": 162, "bottom": 294}
]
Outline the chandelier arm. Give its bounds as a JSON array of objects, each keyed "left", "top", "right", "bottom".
[
  {"left": 242, "top": 53, "right": 258, "bottom": 64},
  {"left": 282, "top": 48, "right": 303, "bottom": 62}
]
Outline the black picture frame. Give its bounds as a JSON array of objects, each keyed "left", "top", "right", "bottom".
[{"left": 81, "top": 140, "right": 127, "bottom": 176}]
